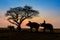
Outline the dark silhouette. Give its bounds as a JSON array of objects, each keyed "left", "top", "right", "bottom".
[
  {"left": 7, "top": 25, "right": 15, "bottom": 31},
  {"left": 5, "top": 5, "right": 39, "bottom": 31},
  {"left": 26, "top": 21, "right": 40, "bottom": 32},
  {"left": 40, "top": 20, "right": 53, "bottom": 32}
]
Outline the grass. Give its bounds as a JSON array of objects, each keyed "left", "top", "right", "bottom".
[{"left": 0, "top": 28, "right": 60, "bottom": 40}]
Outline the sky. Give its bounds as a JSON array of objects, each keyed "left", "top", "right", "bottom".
[{"left": 0, "top": 0, "right": 60, "bottom": 28}]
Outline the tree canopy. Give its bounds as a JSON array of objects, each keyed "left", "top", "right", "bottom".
[{"left": 5, "top": 5, "right": 39, "bottom": 31}]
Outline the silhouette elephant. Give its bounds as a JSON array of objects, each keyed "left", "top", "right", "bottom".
[
  {"left": 40, "top": 20, "right": 53, "bottom": 32},
  {"left": 26, "top": 21, "right": 40, "bottom": 32}
]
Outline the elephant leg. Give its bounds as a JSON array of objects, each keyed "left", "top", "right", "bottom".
[
  {"left": 36, "top": 28, "right": 38, "bottom": 32},
  {"left": 50, "top": 29, "right": 52, "bottom": 32},
  {"left": 43, "top": 28, "right": 45, "bottom": 32},
  {"left": 50, "top": 28, "right": 53, "bottom": 32},
  {"left": 30, "top": 27, "right": 32, "bottom": 32}
]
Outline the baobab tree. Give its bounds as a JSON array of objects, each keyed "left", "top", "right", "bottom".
[{"left": 5, "top": 5, "right": 39, "bottom": 31}]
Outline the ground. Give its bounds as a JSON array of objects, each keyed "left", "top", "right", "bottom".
[{"left": 0, "top": 28, "right": 60, "bottom": 40}]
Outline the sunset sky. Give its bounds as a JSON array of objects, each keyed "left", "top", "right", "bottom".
[{"left": 0, "top": 0, "right": 60, "bottom": 28}]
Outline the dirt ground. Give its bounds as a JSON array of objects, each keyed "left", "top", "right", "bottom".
[{"left": 0, "top": 29, "right": 60, "bottom": 40}]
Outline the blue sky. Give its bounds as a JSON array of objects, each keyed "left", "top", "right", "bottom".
[
  {"left": 0, "top": 0, "right": 60, "bottom": 16},
  {"left": 0, "top": 0, "right": 60, "bottom": 9},
  {"left": 0, "top": 0, "right": 60, "bottom": 28}
]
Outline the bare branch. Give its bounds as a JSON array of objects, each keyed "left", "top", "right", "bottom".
[
  {"left": 7, "top": 18, "right": 18, "bottom": 25},
  {"left": 7, "top": 17, "right": 19, "bottom": 24}
]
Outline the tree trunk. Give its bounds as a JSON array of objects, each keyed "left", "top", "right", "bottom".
[
  {"left": 17, "top": 20, "right": 23, "bottom": 32},
  {"left": 17, "top": 18, "right": 26, "bottom": 32},
  {"left": 17, "top": 24, "right": 21, "bottom": 32}
]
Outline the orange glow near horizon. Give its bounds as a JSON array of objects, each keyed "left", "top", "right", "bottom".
[{"left": 0, "top": 16, "right": 60, "bottom": 29}]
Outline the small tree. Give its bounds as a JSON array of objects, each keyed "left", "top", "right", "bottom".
[
  {"left": 7, "top": 25, "right": 14, "bottom": 31},
  {"left": 5, "top": 5, "right": 39, "bottom": 31}
]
